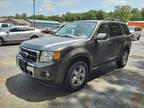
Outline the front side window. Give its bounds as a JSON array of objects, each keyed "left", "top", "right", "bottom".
[
  {"left": 9, "top": 28, "right": 19, "bottom": 32},
  {"left": 9, "top": 27, "right": 23, "bottom": 32},
  {"left": 55, "top": 22, "right": 96, "bottom": 39},
  {"left": 97, "top": 23, "right": 109, "bottom": 34}
]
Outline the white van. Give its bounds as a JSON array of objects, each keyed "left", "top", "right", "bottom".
[{"left": 0, "top": 23, "right": 14, "bottom": 30}]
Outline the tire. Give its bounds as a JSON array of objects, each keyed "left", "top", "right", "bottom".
[
  {"left": 0, "top": 38, "right": 3, "bottom": 46},
  {"left": 137, "top": 36, "right": 140, "bottom": 40},
  {"left": 116, "top": 49, "right": 129, "bottom": 68},
  {"left": 64, "top": 61, "right": 88, "bottom": 91},
  {"left": 31, "top": 36, "right": 38, "bottom": 39}
]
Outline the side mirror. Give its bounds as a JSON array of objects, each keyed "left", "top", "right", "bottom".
[
  {"left": 6, "top": 31, "right": 9, "bottom": 34},
  {"left": 96, "top": 33, "right": 107, "bottom": 40}
]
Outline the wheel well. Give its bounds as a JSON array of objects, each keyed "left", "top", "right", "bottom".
[
  {"left": 124, "top": 46, "right": 130, "bottom": 54},
  {"left": 63, "top": 56, "right": 91, "bottom": 83},
  {"left": 68, "top": 56, "right": 90, "bottom": 72},
  {"left": 31, "top": 35, "right": 38, "bottom": 38},
  {"left": 0, "top": 37, "right": 4, "bottom": 42}
]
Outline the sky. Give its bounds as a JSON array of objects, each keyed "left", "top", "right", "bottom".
[{"left": 0, "top": 0, "right": 144, "bottom": 16}]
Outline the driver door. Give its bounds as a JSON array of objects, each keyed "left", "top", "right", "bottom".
[
  {"left": 6, "top": 27, "right": 23, "bottom": 42},
  {"left": 93, "top": 23, "right": 113, "bottom": 66}
]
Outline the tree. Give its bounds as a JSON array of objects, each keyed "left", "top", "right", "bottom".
[
  {"left": 15, "top": 13, "right": 22, "bottom": 19},
  {"left": 22, "top": 13, "right": 27, "bottom": 19},
  {"left": 96, "top": 10, "right": 105, "bottom": 20},
  {"left": 141, "top": 8, "right": 144, "bottom": 19},
  {"left": 130, "top": 8, "right": 142, "bottom": 21},
  {"left": 113, "top": 5, "right": 132, "bottom": 22}
]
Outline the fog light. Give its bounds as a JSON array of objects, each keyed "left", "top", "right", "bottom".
[
  {"left": 45, "top": 72, "right": 50, "bottom": 77},
  {"left": 41, "top": 72, "right": 50, "bottom": 78}
]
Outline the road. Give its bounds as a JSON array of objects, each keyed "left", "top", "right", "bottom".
[{"left": 0, "top": 37, "right": 144, "bottom": 108}]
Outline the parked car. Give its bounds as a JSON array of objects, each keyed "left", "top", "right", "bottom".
[
  {"left": 41, "top": 27, "right": 59, "bottom": 34},
  {"left": 128, "top": 26, "right": 142, "bottom": 40},
  {"left": 0, "top": 23, "right": 14, "bottom": 30},
  {"left": 16, "top": 20, "right": 132, "bottom": 91},
  {"left": 0, "top": 26, "right": 43, "bottom": 46}
]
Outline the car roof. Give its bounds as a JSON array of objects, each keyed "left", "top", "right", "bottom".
[
  {"left": 74, "top": 20, "right": 126, "bottom": 25},
  {"left": 12, "top": 26, "right": 32, "bottom": 28}
]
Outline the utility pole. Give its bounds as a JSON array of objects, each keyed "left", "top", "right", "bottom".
[{"left": 33, "top": 0, "right": 36, "bottom": 27}]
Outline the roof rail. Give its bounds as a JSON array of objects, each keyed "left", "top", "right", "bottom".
[{"left": 105, "top": 18, "right": 122, "bottom": 22}]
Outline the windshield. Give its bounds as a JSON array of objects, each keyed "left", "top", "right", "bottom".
[
  {"left": 0, "top": 27, "right": 11, "bottom": 32},
  {"left": 55, "top": 22, "right": 96, "bottom": 39}
]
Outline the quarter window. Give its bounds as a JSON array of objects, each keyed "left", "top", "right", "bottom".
[{"left": 121, "top": 24, "right": 130, "bottom": 35}]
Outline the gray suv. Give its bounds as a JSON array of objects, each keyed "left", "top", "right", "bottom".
[{"left": 16, "top": 20, "right": 132, "bottom": 91}]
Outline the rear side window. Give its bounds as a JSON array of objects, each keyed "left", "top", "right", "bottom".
[
  {"left": 121, "top": 24, "right": 130, "bottom": 35},
  {"left": 23, "top": 27, "right": 35, "bottom": 31},
  {"left": 9, "top": 27, "right": 23, "bottom": 32},
  {"left": 109, "top": 23, "right": 122, "bottom": 37}
]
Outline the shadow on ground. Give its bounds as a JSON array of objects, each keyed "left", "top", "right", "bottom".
[
  {"left": 5, "top": 62, "right": 118, "bottom": 102},
  {"left": 5, "top": 61, "right": 144, "bottom": 107},
  {"left": 1, "top": 43, "right": 20, "bottom": 47}
]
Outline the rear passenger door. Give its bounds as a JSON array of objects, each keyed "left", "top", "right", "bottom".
[{"left": 108, "top": 23, "right": 123, "bottom": 60}]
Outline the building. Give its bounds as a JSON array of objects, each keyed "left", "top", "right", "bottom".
[
  {"left": 0, "top": 18, "right": 61, "bottom": 28},
  {"left": 127, "top": 21, "right": 144, "bottom": 29},
  {"left": 29, "top": 19, "right": 61, "bottom": 28},
  {"left": 0, "top": 18, "right": 31, "bottom": 26}
]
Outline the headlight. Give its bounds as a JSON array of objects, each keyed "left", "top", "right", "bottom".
[
  {"left": 40, "top": 51, "right": 60, "bottom": 63},
  {"left": 19, "top": 47, "right": 21, "bottom": 52}
]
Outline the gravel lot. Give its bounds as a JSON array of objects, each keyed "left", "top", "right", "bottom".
[{"left": 0, "top": 37, "right": 144, "bottom": 108}]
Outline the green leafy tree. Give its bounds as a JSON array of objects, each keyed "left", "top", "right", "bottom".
[
  {"left": 130, "top": 8, "right": 142, "bottom": 21},
  {"left": 113, "top": 5, "right": 132, "bottom": 22},
  {"left": 22, "top": 13, "right": 27, "bottom": 20},
  {"left": 141, "top": 8, "right": 144, "bottom": 19},
  {"left": 96, "top": 10, "right": 105, "bottom": 20},
  {"left": 15, "top": 13, "right": 22, "bottom": 19}
]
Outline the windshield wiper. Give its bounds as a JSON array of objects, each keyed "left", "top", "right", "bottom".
[
  {"left": 54, "top": 34, "right": 75, "bottom": 38},
  {"left": 62, "top": 35, "right": 75, "bottom": 38},
  {"left": 54, "top": 34, "right": 59, "bottom": 37}
]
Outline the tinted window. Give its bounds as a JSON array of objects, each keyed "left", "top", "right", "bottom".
[
  {"left": 109, "top": 23, "right": 122, "bottom": 37},
  {"left": 2, "top": 24, "right": 8, "bottom": 27},
  {"left": 121, "top": 24, "right": 130, "bottom": 35},
  {"left": 23, "top": 27, "right": 35, "bottom": 31},
  {"left": 97, "top": 23, "right": 109, "bottom": 34},
  {"left": 9, "top": 27, "right": 23, "bottom": 32},
  {"left": 138, "top": 27, "right": 142, "bottom": 31}
]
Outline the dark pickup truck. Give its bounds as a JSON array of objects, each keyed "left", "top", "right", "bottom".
[{"left": 16, "top": 20, "right": 132, "bottom": 91}]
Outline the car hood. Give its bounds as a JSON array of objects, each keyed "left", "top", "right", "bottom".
[
  {"left": 0, "top": 32, "right": 5, "bottom": 35},
  {"left": 130, "top": 30, "right": 134, "bottom": 33},
  {"left": 20, "top": 36, "right": 86, "bottom": 51}
]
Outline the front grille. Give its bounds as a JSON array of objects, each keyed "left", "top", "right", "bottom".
[{"left": 20, "top": 47, "right": 39, "bottom": 63}]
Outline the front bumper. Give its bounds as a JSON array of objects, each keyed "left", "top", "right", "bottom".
[{"left": 16, "top": 54, "right": 64, "bottom": 83}]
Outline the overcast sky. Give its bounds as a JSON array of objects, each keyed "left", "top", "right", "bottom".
[{"left": 0, "top": 0, "right": 144, "bottom": 16}]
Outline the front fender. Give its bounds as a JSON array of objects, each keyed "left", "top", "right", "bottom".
[{"left": 57, "top": 47, "right": 93, "bottom": 83}]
